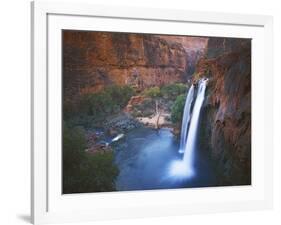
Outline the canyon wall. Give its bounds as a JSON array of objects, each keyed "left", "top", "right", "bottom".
[
  {"left": 63, "top": 31, "right": 251, "bottom": 185},
  {"left": 197, "top": 38, "right": 251, "bottom": 185},
  {"left": 157, "top": 36, "right": 208, "bottom": 75},
  {"left": 63, "top": 31, "right": 194, "bottom": 102}
]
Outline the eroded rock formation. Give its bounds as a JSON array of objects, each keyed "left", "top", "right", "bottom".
[
  {"left": 63, "top": 31, "right": 194, "bottom": 102},
  {"left": 197, "top": 37, "right": 251, "bottom": 185}
]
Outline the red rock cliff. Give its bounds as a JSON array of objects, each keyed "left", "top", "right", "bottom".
[
  {"left": 197, "top": 37, "right": 251, "bottom": 185},
  {"left": 63, "top": 31, "right": 191, "bottom": 101}
]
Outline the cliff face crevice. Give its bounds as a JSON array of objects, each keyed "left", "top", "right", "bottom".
[
  {"left": 63, "top": 31, "right": 191, "bottom": 102},
  {"left": 197, "top": 38, "right": 251, "bottom": 185}
]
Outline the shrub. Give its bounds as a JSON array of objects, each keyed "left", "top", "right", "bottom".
[
  {"left": 105, "top": 85, "right": 135, "bottom": 107},
  {"left": 79, "top": 85, "right": 135, "bottom": 119},
  {"left": 171, "top": 94, "right": 186, "bottom": 123},
  {"left": 63, "top": 122, "right": 119, "bottom": 193},
  {"left": 63, "top": 123, "right": 86, "bottom": 170},
  {"left": 79, "top": 151, "right": 119, "bottom": 192},
  {"left": 64, "top": 151, "right": 119, "bottom": 193},
  {"left": 161, "top": 83, "right": 187, "bottom": 100},
  {"left": 143, "top": 87, "right": 162, "bottom": 98},
  {"left": 86, "top": 91, "right": 114, "bottom": 116}
]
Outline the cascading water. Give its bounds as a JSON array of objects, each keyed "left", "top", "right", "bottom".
[
  {"left": 182, "top": 78, "right": 208, "bottom": 175},
  {"left": 178, "top": 85, "right": 194, "bottom": 154},
  {"left": 169, "top": 78, "right": 208, "bottom": 179}
]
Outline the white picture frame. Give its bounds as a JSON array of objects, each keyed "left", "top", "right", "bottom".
[{"left": 31, "top": 1, "right": 274, "bottom": 224}]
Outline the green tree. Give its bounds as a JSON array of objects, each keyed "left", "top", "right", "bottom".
[
  {"left": 78, "top": 152, "right": 119, "bottom": 193},
  {"left": 160, "top": 83, "right": 187, "bottom": 100},
  {"left": 63, "top": 122, "right": 119, "bottom": 194},
  {"left": 63, "top": 124, "right": 86, "bottom": 171},
  {"left": 143, "top": 87, "right": 162, "bottom": 98},
  {"left": 171, "top": 94, "right": 186, "bottom": 123},
  {"left": 79, "top": 85, "right": 135, "bottom": 119},
  {"left": 105, "top": 85, "right": 134, "bottom": 108}
]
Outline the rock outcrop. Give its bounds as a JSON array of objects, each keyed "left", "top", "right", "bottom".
[
  {"left": 63, "top": 31, "right": 191, "bottom": 102},
  {"left": 125, "top": 95, "right": 145, "bottom": 112},
  {"left": 197, "top": 37, "right": 251, "bottom": 185}
]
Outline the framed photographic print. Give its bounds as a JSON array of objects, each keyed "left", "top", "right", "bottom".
[{"left": 31, "top": 1, "right": 273, "bottom": 224}]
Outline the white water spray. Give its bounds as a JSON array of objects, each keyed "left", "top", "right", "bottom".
[
  {"left": 111, "top": 133, "right": 124, "bottom": 143},
  {"left": 169, "top": 78, "right": 208, "bottom": 178},
  {"left": 178, "top": 85, "right": 194, "bottom": 153}
]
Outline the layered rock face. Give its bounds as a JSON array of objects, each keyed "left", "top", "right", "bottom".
[
  {"left": 156, "top": 36, "right": 208, "bottom": 75},
  {"left": 63, "top": 31, "right": 191, "bottom": 101},
  {"left": 197, "top": 38, "right": 251, "bottom": 185}
]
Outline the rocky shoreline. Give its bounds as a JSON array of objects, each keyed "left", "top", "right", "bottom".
[{"left": 84, "top": 97, "right": 179, "bottom": 155}]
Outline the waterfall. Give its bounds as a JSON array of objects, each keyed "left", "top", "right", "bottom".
[
  {"left": 182, "top": 78, "right": 207, "bottom": 175},
  {"left": 169, "top": 78, "right": 208, "bottom": 178},
  {"left": 178, "top": 85, "right": 194, "bottom": 153}
]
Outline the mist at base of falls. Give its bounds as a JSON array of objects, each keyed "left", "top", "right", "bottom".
[
  {"left": 168, "top": 160, "right": 194, "bottom": 179},
  {"left": 114, "top": 127, "right": 217, "bottom": 191}
]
